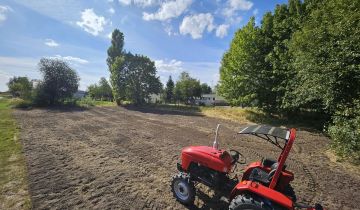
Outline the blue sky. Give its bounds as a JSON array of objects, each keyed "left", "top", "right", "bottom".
[{"left": 0, "top": 0, "right": 287, "bottom": 91}]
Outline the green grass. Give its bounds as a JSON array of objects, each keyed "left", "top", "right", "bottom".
[
  {"left": 0, "top": 97, "right": 31, "bottom": 209},
  {"left": 148, "top": 104, "right": 326, "bottom": 131},
  {"left": 76, "top": 97, "right": 116, "bottom": 107}
]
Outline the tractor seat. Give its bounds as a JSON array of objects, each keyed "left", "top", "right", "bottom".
[
  {"left": 262, "top": 158, "right": 287, "bottom": 170},
  {"left": 249, "top": 168, "right": 275, "bottom": 186}
]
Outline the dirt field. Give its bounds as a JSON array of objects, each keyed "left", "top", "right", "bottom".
[{"left": 14, "top": 106, "right": 360, "bottom": 210}]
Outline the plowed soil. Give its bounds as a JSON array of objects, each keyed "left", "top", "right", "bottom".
[{"left": 14, "top": 106, "right": 360, "bottom": 210}]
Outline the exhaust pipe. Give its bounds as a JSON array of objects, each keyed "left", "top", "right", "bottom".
[{"left": 213, "top": 124, "right": 220, "bottom": 149}]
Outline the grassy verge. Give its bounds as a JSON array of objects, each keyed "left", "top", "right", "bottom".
[
  {"left": 76, "top": 97, "right": 116, "bottom": 107},
  {"left": 0, "top": 96, "right": 31, "bottom": 209},
  {"left": 147, "top": 104, "right": 326, "bottom": 131}
]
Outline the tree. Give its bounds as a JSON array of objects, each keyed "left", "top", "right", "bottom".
[
  {"left": 200, "top": 83, "right": 212, "bottom": 94},
  {"left": 98, "top": 77, "right": 113, "bottom": 100},
  {"left": 107, "top": 29, "right": 124, "bottom": 68},
  {"left": 217, "top": 0, "right": 359, "bottom": 159},
  {"left": 125, "top": 53, "right": 162, "bottom": 104},
  {"left": 219, "top": 18, "right": 265, "bottom": 107},
  {"left": 165, "top": 76, "right": 175, "bottom": 103},
  {"left": 7, "top": 76, "right": 33, "bottom": 99},
  {"left": 34, "top": 58, "right": 79, "bottom": 105},
  {"left": 174, "top": 72, "right": 201, "bottom": 104},
  {"left": 107, "top": 29, "right": 126, "bottom": 104},
  {"left": 87, "top": 77, "right": 113, "bottom": 101},
  {"left": 107, "top": 29, "right": 162, "bottom": 105},
  {"left": 286, "top": 0, "right": 360, "bottom": 114}
]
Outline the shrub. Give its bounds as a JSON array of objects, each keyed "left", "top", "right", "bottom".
[
  {"left": 7, "top": 77, "right": 33, "bottom": 99},
  {"left": 8, "top": 98, "right": 32, "bottom": 108},
  {"left": 77, "top": 97, "right": 95, "bottom": 107},
  {"left": 328, "top": 101, "right": 360, "bottom": 164},
  {"left": 34, "top": 58, "right": 79, "bottom": 106}
]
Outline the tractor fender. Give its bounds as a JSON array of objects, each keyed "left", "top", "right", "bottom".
[{"left": 230, "top": 181, "right": 293, "bottom": 210}]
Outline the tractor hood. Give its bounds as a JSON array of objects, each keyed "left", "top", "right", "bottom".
[{"left": 181, "top": 146, "right": 233, "bottom": 173}]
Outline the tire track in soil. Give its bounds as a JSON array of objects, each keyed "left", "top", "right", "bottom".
[
  {"left": 53, "top": 107, "right": 319, "bottom": 208},
  {"left": 14, "top": 107, "right": 360, "bottom": 210}
]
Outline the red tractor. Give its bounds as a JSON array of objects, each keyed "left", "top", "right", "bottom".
[{"left": 171, "top": 124, "right": 325, "bottom": 210}]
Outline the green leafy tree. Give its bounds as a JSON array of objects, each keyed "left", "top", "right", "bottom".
[
  {"left": 7, "top": 76, "right": 33, "bottom": 99},
  {"left": 98, "top": 77, "right": 113, "bottom": 100},
  {"left": 219, "top": 18, "right": 265, "bottom": 107},
  {"left": 107, "top": 29, "right": 124, "bottom": 68},
  {"left": 174, "top": 72, "right": 201, "bottom": 104},
  {"left": 286, "top": 0, "right": 360, "bottom": 114},
  {"left": 34, "top": 58, "right": 79, "bottom": 105},
  {"left": 125, "top": 53, "right": 162, "bottom": 104},
  {"left": 87, "top": 84, "right": 100, "bottom": 100},
  {"left": 107, "top": 29, "right": 161, "bottom": 105},
  {"left": 200, "top": 83, "right": 212, "bottom": 94},
  {"left": 218, "top": 0, "right": 359, "bottom": 159},
  {"left": 107, "top": 29, "right": 126, "bottom": 104},
  {"left": 165, "top": 76, "right": 175, "bottom": 103},
  {"left": 87, "top": 77, "right": 113, "bottom": 101}
]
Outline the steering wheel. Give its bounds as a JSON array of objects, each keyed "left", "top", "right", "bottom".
[{"left": 229, "top": 149, "right": 246, "bottom": 164}]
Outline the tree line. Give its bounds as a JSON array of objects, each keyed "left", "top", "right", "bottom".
[
  {"left": 219, "top": 0, "right": 359, "bottom": 161},
  {"left": 7, "top": 28, "right": 213, "bottom": 107},
  {"left": 164, "top": 73, "right": 212, "bottom": 104}
]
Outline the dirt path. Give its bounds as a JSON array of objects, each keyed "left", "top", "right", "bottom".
[{"left": 14, "top": 106, "right": 360, "bottom": 210}]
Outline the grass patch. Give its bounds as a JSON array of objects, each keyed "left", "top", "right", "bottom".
[
  {"left": 8, "top": 98, "right": 33, "bottom": 109},
  {"left": 77, "top": 97, "right": 116, "bottom": 107},
  {"left": 0, "top": 98, "right": 31, "bottom": 209},
  {"left": 200, "top": 106, "right": 251, "bottom": 124},
  {"left": 147, "top": 104, "right": 326, "bottom": 131}
]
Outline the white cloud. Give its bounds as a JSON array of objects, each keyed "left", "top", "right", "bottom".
[
  {"left": 216, "top": 24, "right": 229, "bottom": 38},
  {"left": 107, "top": 32, "right": 112, "bottom": 39},
  {"left": 108, "top": 8, "right": 115, "bottom": 14},
  {"left": 179, "top": 13, "right": 215, "bottom": 39},
  {"left": 143, "top": 0, "right": 192, "bottom": 21},
  {"left": 119, "top": 0, "right": 158, "bottom": 7},
  {"left": 253, "top": 8, "right": 258, "bottom": 16},
  {"left": 118, "top": 0, "right": 131, "bottom": 5},
  {"left": 44, "top": 39, "right": 59, "bottom": 47},
  {"left": 223, "top": 0, "right": 253, "bottom": 17},
  {"left": 76, "top": 9, "right": 107, "bottom": 36},
  {"left": 155, "top": 59, "right": 183, "bottom": 73},
  {"left": 0, "top": 5, "right": 13, "bottom": 23},
  {"left": 49, "top": 55, "right": 89, "bottom": 64}
]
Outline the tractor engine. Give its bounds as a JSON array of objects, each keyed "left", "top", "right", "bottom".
[{"left": 178, "top": 146, "right": 237, "bottom": 191}]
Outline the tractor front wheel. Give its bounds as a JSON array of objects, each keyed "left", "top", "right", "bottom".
[
  {"left": 171, "top": 172, "right": 195, "bottom": 205},
  {"left": 229, "top": 194, "right": 275, "bottom": 210}
]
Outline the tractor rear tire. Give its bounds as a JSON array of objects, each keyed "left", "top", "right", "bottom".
[
  {"left": 229, "top": 194, "right": 273, "bottom": 210},
  {"left": 284, "top": 184, "right": 297, "bottom": 202},
  {"left": 171, "top": 172, "right": 195, "bottom": 205}
]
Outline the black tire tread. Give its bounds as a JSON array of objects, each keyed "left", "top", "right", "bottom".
[
  {"left": 229, "top": 193, "right": 269, "bottom": 210},
  {"left": 171, "top": 172, "right": 196, "bottom": 205},
  {"left": 284, "top": 184, "right": 297, "bottom": 202}
]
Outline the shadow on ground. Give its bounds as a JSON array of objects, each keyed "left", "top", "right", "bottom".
[
  {"left": 123, "top": 104, "right": 204, "bottom": 117},
  {"left": 185, "top": 190, "right": 229, "bottom": 210},
  {"left": 244, "top": 109, "right": 329, "bottom": 133},
  {"left": 18, "top": 105, "right": 90, "bottom": 113}
]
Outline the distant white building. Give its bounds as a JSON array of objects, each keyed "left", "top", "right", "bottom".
[
  {"left": 148, "top": 93, "right": 161, "bottom": 103},
  {"left": 195, "top": 94, "right": 228, "bottom": 106},
  {"left": 74, "top": 90, "right": 86, "bottom": 99}
]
